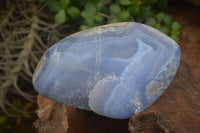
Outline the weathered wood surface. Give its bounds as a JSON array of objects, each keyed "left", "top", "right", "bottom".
[
  {"left": 33, "top": 6, "right": 200, "bottom": 133},
  {"left": 33, "top": 97, "right": 69, "bottom": 133}
]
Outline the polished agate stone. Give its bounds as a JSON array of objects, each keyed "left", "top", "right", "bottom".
[{"left": 33, "top": 22, "right": 181, "bottom": 119}]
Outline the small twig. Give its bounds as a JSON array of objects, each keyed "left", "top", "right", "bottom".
[
  {"left": 23, "top": 61, "right": 33, "bottom": 77},
  {"left": 37, "top": 24, "right": 59, "bottom": 32},
  {"left": 34, "top": 34, "right": 48, "bottom": 49},
  {"left": 30, "top": 52, "right": 39, "bottom": 63},
  {"left": 0, "top": 5, "right": 15, "bottom": 28},
  {"left": 19, "top": 73, "right": 32, "bottom": 83},
  {"left": 0, "top": 54, "right": 21, "bottom": 58},
  {"left": 0, "top": 36, "right": 26, "bottom": 46},
  {"left": 17, "top": 3, "right": 32, "bottom": 21},
  {"left": 7, "top": 20, "right": 28, "bottom": 25},
  {"left": 0, "top": 62, "right": 18, "bottom": 65},
  {"left": 14, "top": 30, "right": 30, "bottom": 35},
  {"left": 0, "top": 66, "right": 10, "bottom": 72},
  {"left": 13, "top": 79, "right": 35, "bottom": 101},
  {"left": 38, "top": 20, "right": 56, "bottom": 27},
  {"left": 96, "top": 12, "right": 112, "bottom": 19},
  {"left": 34, "top": 0, "right": 50, "bottom": 15}
]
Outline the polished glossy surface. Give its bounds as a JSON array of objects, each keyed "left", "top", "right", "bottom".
[{"left": 33, "top": 22, "right": 181, "bottom": 119}]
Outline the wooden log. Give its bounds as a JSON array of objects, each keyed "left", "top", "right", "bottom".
[{"left": 33, "top": 98, "right": 69, "bottom": 133}]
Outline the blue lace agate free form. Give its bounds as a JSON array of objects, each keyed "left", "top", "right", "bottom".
[{"left": 33, "top": 22, "right": 181, "bottom": 119}]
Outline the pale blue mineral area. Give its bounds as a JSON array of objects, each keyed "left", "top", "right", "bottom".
[{"left": 33, "top": 22, "right": 181, "bottom": 119}]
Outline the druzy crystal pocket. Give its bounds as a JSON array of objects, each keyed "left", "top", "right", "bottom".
[{"left": 33, "top": 22, "right": 181, "bottom": 119}]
